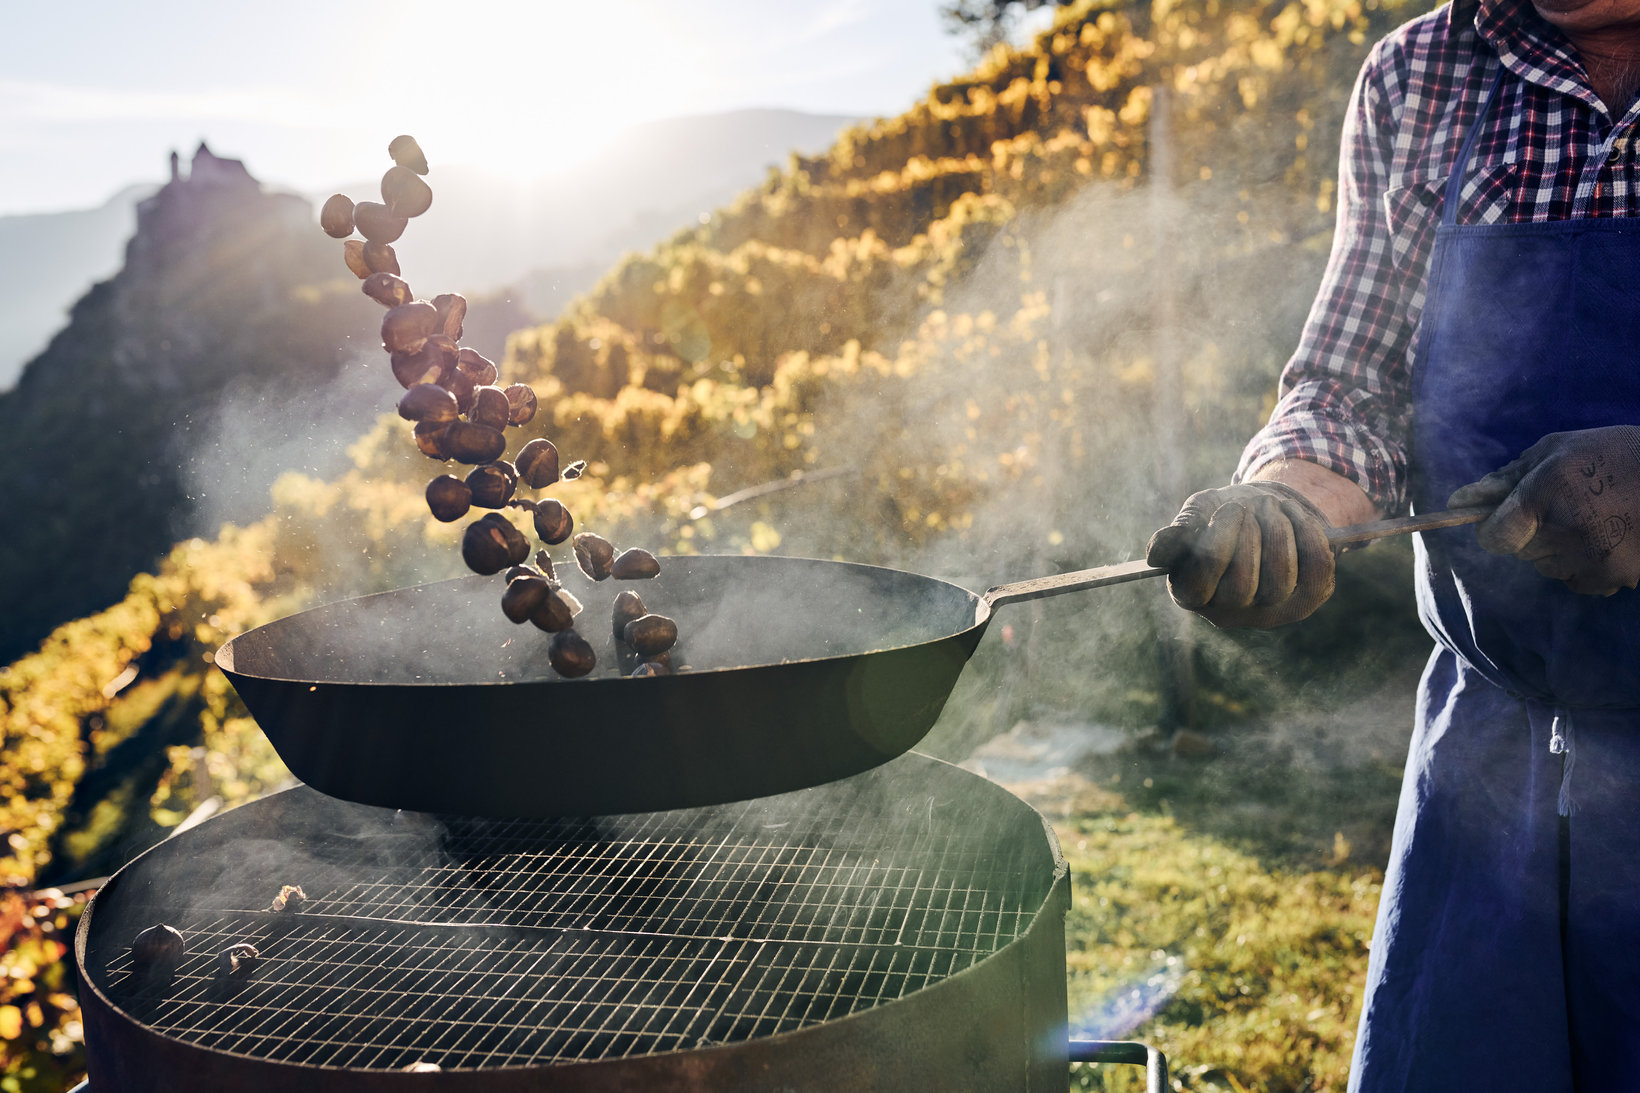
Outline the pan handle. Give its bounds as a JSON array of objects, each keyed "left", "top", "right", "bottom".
[{"left": 979, "top": 505, "right": 1491, "bottom": 613}]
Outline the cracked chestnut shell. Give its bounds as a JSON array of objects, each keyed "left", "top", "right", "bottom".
[
  {"left": 462, "top": 514, "right": 528, "bottom": 574},
  {"left": 456, "top": 348, "right": 498, "bottom": 387},
  {"left": 433, "top": 293, "right": 466, "bottom": 340},
  {"left": 573, "top": 532, "right": 615, "bottom": 580},
  {"left": 516, "top": 438, "right": 560, "bottom": 488},
  {"left": 468, "top": 385, "right": 511, "bottom": 432},
  {"left": 363, "top": 272, "right": 413, "bottom": 308},
  {"left": 465, "top": 461, "right": 517, "bottom": 508},
  {"left": 504, "top": 383, "right": 538, "bottom": 426},
  {"left": 533, "top": 500, "right": 574, "bottom": 545}
]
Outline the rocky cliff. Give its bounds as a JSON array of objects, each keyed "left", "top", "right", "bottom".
[{"left": 0, "top": 144, "right": 369, "bottom": 665}]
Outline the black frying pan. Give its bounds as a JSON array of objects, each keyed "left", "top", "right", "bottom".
[{"left": 216, "top": 508, "right": 1485, "bottom": 817}]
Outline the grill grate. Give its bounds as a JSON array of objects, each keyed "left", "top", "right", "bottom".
[{"left": 95, "top": 783, "right": 1050, "bottom": 1071}]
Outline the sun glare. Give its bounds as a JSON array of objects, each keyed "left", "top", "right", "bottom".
[{"left": 375, "top": 0, "right": 707, "bottom": 183}]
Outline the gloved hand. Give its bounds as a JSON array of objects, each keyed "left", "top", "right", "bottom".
[
  {"left": 1145, "top": 481, "right": 1335, "bottom": 629},
  {"left": 1447, "top": 425, "right": 1640, "bottom": 596}
]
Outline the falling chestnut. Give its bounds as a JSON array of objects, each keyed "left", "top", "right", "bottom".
[
  {"left": 468, "top": 386, "right": 511, "bottom": 432},
  {"left": 353, "top": 201, "right": 407, "bottom": 244},
  {"left": 381, "top": 301, "right": 439, "bottom": 354},
  {"left": 363, "top": 272, "right": 413, "bottom": 308},
  {"left": 382, "top": 165, "right": 433, "bottom": 219},
  {"left": 363, "top": 241, "right": 400, "bottom": 276},
  {"left": 443, "top": 421, "right": 507, "bottom": 464},
  {"left": 398, "top": 383, "right": 458, "bottom": 423},
  {"left": 622, "top": 614, "right": 678, "bottom": 657},
  {"left": 320, "top": 194, "right": 355, "bottom": 238},
  {"left": 612, "top": 590, "right": 647, "bottom": 637},
  {"left": 425, "top": 475, "right": 471, "bottom": 521},
  {"left": 465, "top": 462, "right": 516, "bottom": 508},
  {"left": 456, "top": 348, "right": 498, "bottom": 386},
  {"left": 463, "top": 514, "right": 527, "bottom": 575},
  {"left": 389, "top": 134, "right": 430, "bottom": 175},
  {"left": 611, "top": 548, "right": 660, "bottom": 579},
  {"left": 433, "top": 293, "right": 466, "bottom": 340},
  {"left": 548, "top": 629, "right": 596, "bottom": 677},
  {"left": 573, "top": 532, "right": 615, "bottom": 580},
  {"left": 516, "top": 438, "right": 560, "bottom": 488},
  {"left": 504, "top": 383, "right": 538, "bottom": 426},
  {"left": 342, "top": 239, "right": 371, "bottom": 279},
  {"left": 533, "top": 499, "right": 573, "bottom": 544},
  {"left": 501, "top": 575, "right": 550, "bottom": 623}
]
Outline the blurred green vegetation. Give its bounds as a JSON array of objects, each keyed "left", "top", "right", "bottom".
[{"left": 0, "top": 0, "right": 1432, "bottom": 1085}]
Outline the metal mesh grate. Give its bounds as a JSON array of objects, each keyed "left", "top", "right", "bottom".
[{"left": 95, "top": 785, "right": 1050, "bottom": 1071}]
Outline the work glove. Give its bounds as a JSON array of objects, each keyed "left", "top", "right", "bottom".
[
  {"left": 1448, "top": 425, "right": 1640, "bottom": 596},
  {"left": 1145, "top": 481, "right": 1335, "bottom": 629}
]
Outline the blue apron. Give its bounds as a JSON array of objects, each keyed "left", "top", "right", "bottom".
[{"left": 1350, "top": 69, "right": 1640, "bottom": 1091}]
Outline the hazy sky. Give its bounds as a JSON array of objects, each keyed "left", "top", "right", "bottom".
[{"left": 1, "top": 0, "right": 1002, "bottom": 216}]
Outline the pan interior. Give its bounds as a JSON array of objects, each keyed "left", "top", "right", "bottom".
[
  {"left": 84, "top": 757, "right": 1056, "bottom": 1072},
  {"left": 220, "top": 555, "right": 981, "bottom": 686}
]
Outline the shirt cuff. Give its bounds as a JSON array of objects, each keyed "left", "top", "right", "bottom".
[{"left": 1234, "top": 396, "right": 1406, "bottom": 515}]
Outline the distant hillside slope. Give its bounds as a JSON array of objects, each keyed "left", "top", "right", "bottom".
[{"left": 0, "top": 185, "right": 154, "bottom": 390}]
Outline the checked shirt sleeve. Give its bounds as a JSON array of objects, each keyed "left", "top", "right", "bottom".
[{"left": 1236, "top": 39, "right": 1418, "bottom": 516}]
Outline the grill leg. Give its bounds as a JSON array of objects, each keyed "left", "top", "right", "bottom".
[{"left": 1067, "top": 1038, "right": 1169, "bottom": 1093}]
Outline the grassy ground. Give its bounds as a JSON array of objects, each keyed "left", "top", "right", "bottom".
[{"left": 983, "top": 695, "right": 1413, "bottom": 1093}]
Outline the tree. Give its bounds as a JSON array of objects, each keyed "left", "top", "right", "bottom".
[{"left": 939, "top": 0, "right": 1077, "bottom": 53}]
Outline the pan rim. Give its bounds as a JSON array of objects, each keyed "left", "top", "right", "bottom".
[{"left": 214, "top": 554, "right": 989, "bottom": 688}]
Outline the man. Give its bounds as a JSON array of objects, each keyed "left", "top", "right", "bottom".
[{"left": 1146, "top": 0, "right": 1640, "bottom": 1088}]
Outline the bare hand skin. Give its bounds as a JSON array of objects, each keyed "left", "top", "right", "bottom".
[
  {"left": 1449, "top": 425, "right": 1640, "bottom": 595},
  {"left": 1146, "top": 463, "right": 1376, "bottom": 629}
]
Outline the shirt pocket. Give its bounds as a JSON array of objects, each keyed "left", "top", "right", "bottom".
[{"left": 1383, "top": 161, "right": 1517, "bottom": 273}]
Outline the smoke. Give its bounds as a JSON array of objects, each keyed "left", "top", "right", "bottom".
[{"left": 175, "top": 346, "right": 391, "bottom": 534}]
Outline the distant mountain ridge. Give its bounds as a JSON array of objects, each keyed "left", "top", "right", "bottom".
[{"left": 0, "top": 109, "right": 857, "bottom": 392}]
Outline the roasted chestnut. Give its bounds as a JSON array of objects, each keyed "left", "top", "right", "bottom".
[
  {"left": 363, "top": 272, "right": 413, "bottom": 308},
  {"left": 456, "top": 348, "right": 498, "bottom": 386},
  {"left": 516, "top": 438, "right": 560, "bottom": 488},
  {"left": 398, "top": 383, "right": 458, "bottom": 423},
  {"left": 573, "top": 532, "right": 615, "bottom": 580},
  {"left": 342, "top": 239, "right": 371, "bottom": 279},
  {"left": 502, "top": 575, "right": 550, "bottom": 623},
  {"left": 425, "top": 475, "right": 471, "bottom": 521},
  {"left": 533, "top": 498, "right": 573, "bottom": 544},
  {"left": 388, "top": 134, "right": 430, "bottom": 175},
  {"left": 468, "top": 385, "right": 511, "bottom": 432},
  {"left": 622, "top": 614, "right": 678, "bottom": 656},
  {"left": 320, "top": 193, "right": 355, "bottom": 238},
  {"left": 363, "top": 241, "right": 400, "bottom": 276},
  {"left": 382, "top": 165, "right": 433, "bottom": 219},
  {"left": 548, "top": 629, "right": 596, "bottom": 677},
  {"left": 269, "top": 884, "right": 306, "bottom": 913},
  {"left": 432, "top": 293, "right": 466, "bottom": 341},
  {"left": 353, "top": 200, "right": 407, "bottom": 244},
  {"left": 131, "top": 924, "right": 185, "bottom": 969},
  {"left": 463, "top": 514, "right": 527, "bottom": 574},
  {"left": 504, "top": 383, "right": 538, "bottom": 426},
  {"left": 611, "top": 548, "right": 660, "bottom": 579},
  {"left": 413, "top": 420, "right": 452, "bottom": 460},
  {"left": 218, "top": 942, "right": 260, "bottom": 976},
  {"left": 612, "top": 590, "right": 647, "bottom": 637},
  {"left": 443, "top": 421, "right": 507, "bottom": 464},
  {"left": 465, "top": 461, "right": 516, "bottom": 508},
  {"left": 381, "top": 301, "right": 440, "bottom": 354}
]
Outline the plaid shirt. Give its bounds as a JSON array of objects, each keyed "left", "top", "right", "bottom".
[{"left": 1236, "top": 0, "right": 1640, "bottom": 514}]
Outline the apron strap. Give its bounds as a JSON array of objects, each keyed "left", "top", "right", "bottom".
[{"left": 1442, "top": 65, "right": 1508, "bottom": 228}]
